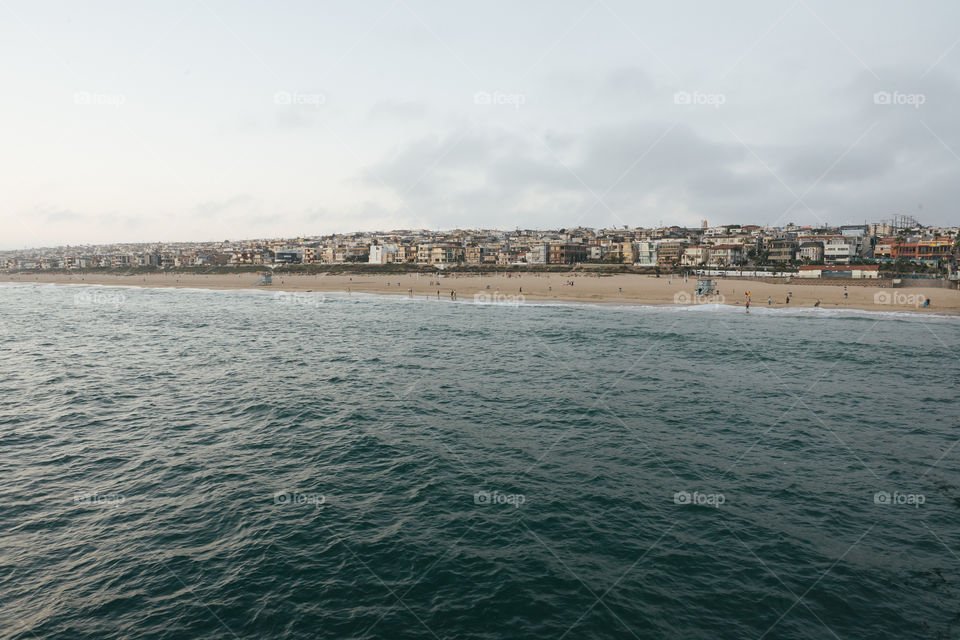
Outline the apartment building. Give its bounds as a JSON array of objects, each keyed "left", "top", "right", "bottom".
[
  {"left": 798, "top": 241, "right": 824, "bottom": 263},
  {"left": 767, "top": 240, "right": 798, "bottom": 263}
]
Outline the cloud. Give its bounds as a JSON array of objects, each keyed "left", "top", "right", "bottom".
[{"left": 368, "top": 100, "right": 429, "bottom": 121}]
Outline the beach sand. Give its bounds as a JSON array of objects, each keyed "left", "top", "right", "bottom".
[{"left": 3, "top": 271, "right": 957, "bottom": 314}]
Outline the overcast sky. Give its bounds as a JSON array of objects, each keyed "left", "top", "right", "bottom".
[{"left": 2, "top": 0, "right": 959, "bottom": 248}]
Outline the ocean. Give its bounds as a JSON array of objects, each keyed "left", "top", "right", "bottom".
[{"left": 1, "top": 283, "right": 958, "bottom": 639}]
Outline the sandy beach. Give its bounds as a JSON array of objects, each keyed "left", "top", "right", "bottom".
[{"left": 2, "top": 271, "right": 956, "bottom": 314}]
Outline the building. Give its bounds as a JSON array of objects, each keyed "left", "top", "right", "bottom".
[
  {"left": 369, "top": 244, "right": 398, "bottom": 265},
  {"left": 767, "top": 240, "right": 798, "bottom": 263},
  {"left": 892, "top": 239, "right": 955, "bottom": 263},
  {"left": 548, "top": 244, "right": 588, "bottom": 264},
  {"left": 465, "top": 246, "right": 490, "bottom": 264},
  {"left": 274, "top": 250, "right": 302, "bottom": 264},
  {"left": 635, "top": 241, "right": 657, "bottom": 266},
  {"left": 427, "top": 244, "right": 464, "bottom": 264},
  {"left": 681, "top": 246, "right": 708, "bottom": 266},
  {"left": 798, "top": 241, "right": 824, "bottom": 263},
  {"left": 708, "top": 245, "right": 744, "bottom": 267},
  {"left": 525, "top": 243, "right": 549, "bottom": 265},
  {"left": 656, "top": 241, "right": 685, "bottom": 266},
  {"left": 604, "top": 241, "right": 636, "bottom": 264},
  {"left": 823, "top": 238, "right": 855, "bottom": 264}
]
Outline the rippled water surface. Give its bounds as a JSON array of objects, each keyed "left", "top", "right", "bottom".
[{"left": 1, "top": 283, "right": 958, "bottom": 639}]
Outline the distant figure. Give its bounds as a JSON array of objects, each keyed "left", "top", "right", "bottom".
[
  {"left": 844, "top": 291, "right": 848, "bottom": 299},
  {"left": 814, "top": 299, "right": 821, "bottom": 307},
  {"left": 785, "top": 296, "right": 790, "bottom": 304},
  {"left": 745, "top": 300, "right": 750, "bottom": 312},
  {"left": 618, "top": 287, "right": 622, "bottom": 294},
  {"left": 924, "top": 298, "right": 930, "bottom": 308},
  {"left": 767, "top": 296, "right": 772, "bottom": 305}
]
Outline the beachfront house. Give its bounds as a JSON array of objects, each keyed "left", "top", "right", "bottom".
[
  {"left": 799, "top": 241, "right": 824, "bottom": 263},
  {"left": 635, "top": 241, "right": 657, "bottom": 266}
]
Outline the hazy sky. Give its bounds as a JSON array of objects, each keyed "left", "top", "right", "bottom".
[{"left": 2, "top": 0, "right": 959, "bottom": 248}]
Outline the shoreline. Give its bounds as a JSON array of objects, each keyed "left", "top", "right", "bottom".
[{"left": 3, "top": 272, "right": 957, "bottom": 316}]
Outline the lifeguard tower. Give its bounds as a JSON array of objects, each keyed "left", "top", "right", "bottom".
[
  {"left": 254, "top": 272, "right": 272, "bottom": 286},
  {"left": 695, "top": 278, "right": 716, "bottom": 296}
]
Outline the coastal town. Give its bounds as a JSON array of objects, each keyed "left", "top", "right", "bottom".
[{"left": 3, "top": 217, "right": 958, "bottom": 278}]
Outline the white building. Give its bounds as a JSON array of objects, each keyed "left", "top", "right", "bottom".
[
  {"left": 635, "top": 241, "right": 657, "bottom": 266},
  {"left": 823, "top": 239, "right": 855, "bottom": 264},
  {"left": 368, "top": 244, "right": 398, "bottom": 265}
]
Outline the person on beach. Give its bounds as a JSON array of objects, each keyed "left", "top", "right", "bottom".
[
  {"left": 924, "top": 298, "right": 930, "bottom": 308},
  {"left": 814, "top": 299, "right": 821, "bottom": 307},
  {"left": 767, "top": 296, "right": 772, "bottom": 305},
  {"left": 745, "top": 300, "right": 750, "bottom": 312}
]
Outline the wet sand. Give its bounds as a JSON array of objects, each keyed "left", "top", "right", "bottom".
[{"left": 2, "top": 271, "right": 956, "bottom": 314}]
